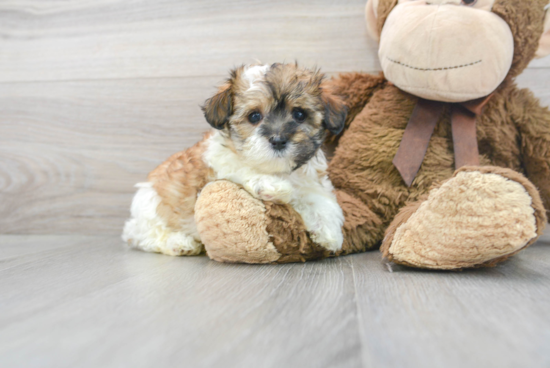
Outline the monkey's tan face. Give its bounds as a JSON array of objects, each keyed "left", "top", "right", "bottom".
[
  {"left": 379, "top": 0, "right": 514, "bottom": 102},
  {"left": 202, "top": 63, "right": 346, "bottom": 174}
]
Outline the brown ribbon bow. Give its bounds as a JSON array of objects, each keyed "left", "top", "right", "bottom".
[{"left": 393, "top": 95, "right": 492, "bottom": 187}]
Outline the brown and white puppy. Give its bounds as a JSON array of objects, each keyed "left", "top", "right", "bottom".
[{"left": 122, "top": 63, "right": 347, "bottom": 256}]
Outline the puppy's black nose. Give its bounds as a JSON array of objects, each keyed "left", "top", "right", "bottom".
[{"left": 269, "top": 136, "right": 288, "bottom": 151}]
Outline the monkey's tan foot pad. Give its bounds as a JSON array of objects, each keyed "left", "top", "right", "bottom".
[
  {"left": 194, "top": 180, "right": 330, "bottom": 264},
  {"left": 381, "top": 166, "right": 547, "bottom": 270}
]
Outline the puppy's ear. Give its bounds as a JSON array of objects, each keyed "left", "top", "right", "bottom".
[
  {"left": 321, "top": 91, "right": 347, "bottom": 136},
  {"left": 202, "top": 82, "right": 233, "bottom": 130}
]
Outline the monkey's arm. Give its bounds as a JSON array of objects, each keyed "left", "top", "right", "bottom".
[
  {"left": 325, "top": 72, "right": 386, "bottom": 142},
  {"left": 513, "top": 88, "right": 550, "bottom": 217}
]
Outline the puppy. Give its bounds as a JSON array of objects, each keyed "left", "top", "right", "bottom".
[{"left": 122, "top": 63, "right": 347, "bottom": 256}]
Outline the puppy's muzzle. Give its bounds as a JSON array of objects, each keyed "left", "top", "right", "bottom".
[{"left": 269, "top": 136, "right": 288, "bottom": 151}]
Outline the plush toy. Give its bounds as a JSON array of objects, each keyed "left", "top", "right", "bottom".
[{"left": 194, "top": 0, "right": 550, "bottom": 269}]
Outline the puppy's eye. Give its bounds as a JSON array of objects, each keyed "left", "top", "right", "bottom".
[
  {"left": 292, "top": 109, "right": 307, "bottom": 122},
  {"left": 461, "top": 0, "right": 477, "bottom": 5},
  {"left": 248, "top": 111, "right": 262, "bottom": 124}
]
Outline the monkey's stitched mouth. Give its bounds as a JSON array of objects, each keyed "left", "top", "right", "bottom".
[{"left": 387, "top": 57, "right": 482, "bottom": 71}]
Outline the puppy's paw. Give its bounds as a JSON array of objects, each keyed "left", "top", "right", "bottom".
[
  {"left": 293, "top": 194, "right": 345, "bottom": 252},
  {"left": 160, "top": 232, "right": 203, "bottom": 256},
  {"left": 245, "top": 176, "right": 293, "bottom": 204},
  {"left": 309, "top": 221, "right": 344, "bottom": 253}
]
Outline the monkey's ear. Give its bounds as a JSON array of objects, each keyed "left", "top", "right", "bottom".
[
  {"left": 535, "top": 7, "right": 550, "bottom": 58},
  {"left": 321, "top": 91, "right": 348, "bottom": 136},
  {"left": 365, "top": 0, "right": 380, "bottom": 41},
  {"left": 202, "top": 82, "right": 233, "bottom": 130}
]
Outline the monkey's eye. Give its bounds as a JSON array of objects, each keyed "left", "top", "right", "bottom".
[
  {"left": 461, "top": 0, "right": 477, "bottom": 5},
  {"left": 248, "top": 111, "right": 262, "bottom": 124},
  {"left": 292, "top": 108, "right": 307, "bottom": 122}
]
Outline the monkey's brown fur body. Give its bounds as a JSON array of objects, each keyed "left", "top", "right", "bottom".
[
  {"left": 329, "top": 74, "right": 550, "bottom": 243},
  {"left": 194, "top": 0, "right": 550, "bottom": 269}
]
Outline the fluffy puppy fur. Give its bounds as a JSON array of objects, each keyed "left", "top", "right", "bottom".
[{"left": 122, "top": 63, "right": 347, "bottom": 256}]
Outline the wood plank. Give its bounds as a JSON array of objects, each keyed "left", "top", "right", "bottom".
[
  {"left": 516, "top": 68, "right": 550, "bottom": 105},
  {"left": 351, "top": 241, "right": 550, "bottom": 368},
  {"left": 1, "top": 233, "right": 549, "bottom": 367},
  {"left": 529, "top": 58, "right": 550, "bottom": 69},
  {"left": 0, "top": 234, "right": 99, "bottom": 261},
  {"left": 1, "top": 0, "right": 548, "bottom": 83},
  {"left": 0, "top": 0, "right": 381, "bottom": 82},
  {"left": 0, "top": 77, "right": 219, "bottom": 234},
  {"left": 0, "top": 235, "right": 362, "bottom": 368}
]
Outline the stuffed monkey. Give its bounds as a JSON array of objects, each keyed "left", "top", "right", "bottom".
[{"left": 195, "top": 0, "right": 550, "bottom": 269}]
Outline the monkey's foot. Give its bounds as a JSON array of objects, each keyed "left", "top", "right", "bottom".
[
  {"left": 194, "top": 180, "right": 330, "bottom": 264},
  {"left": 381, "top": 166, "right": 547, "bottom": 270}
]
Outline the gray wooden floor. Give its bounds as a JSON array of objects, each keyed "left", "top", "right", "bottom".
[{"left": 1, "top": 232, "right": 550, "bottom": 368}]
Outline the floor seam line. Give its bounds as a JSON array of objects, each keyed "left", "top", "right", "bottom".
[{"left": 350, "top": 256, "right": 368, "bottom": 368}]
